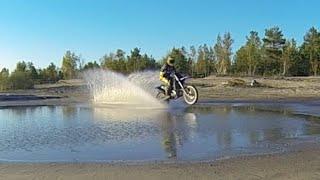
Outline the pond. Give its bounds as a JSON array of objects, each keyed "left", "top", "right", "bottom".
[{"left": 0, "top": 101, "right": 319, "bottom": 162}]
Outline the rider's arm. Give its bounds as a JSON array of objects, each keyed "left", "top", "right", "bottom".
[{"left": 159, "top": 65, "right": 170, "bottom": 85}]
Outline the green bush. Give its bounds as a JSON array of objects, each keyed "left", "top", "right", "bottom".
[
  {"left": 0, "top": 68, "right": 10, "bottom": 91},
  {"left": 9, "top": 71, "right": 34, "bottom": 90},
  {"left": 0, "top": 76, "right": 9, "bottom": 91}
]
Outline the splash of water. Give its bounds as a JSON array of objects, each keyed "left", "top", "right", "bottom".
[
  {"left": 83, "top": 69, "right": 164, "bottom": 107},
  {"left": 128, "top": 71, "right": 160, "bottom": 95}
]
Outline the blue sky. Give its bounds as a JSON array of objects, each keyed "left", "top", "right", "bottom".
[{"left": 0, "top": 0, "right": 319, "bottom": 71}]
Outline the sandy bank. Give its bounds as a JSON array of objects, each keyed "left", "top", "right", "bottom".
[
  {"left": 1, "top": 76, "right": 320, "bottom": 105},
  {"left": 0, "top": 142, "right": 319, "bottom": 180}
]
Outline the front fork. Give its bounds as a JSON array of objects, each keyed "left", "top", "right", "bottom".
[{"left": 174, "top": 75, "right": 192, "bottom": 98}]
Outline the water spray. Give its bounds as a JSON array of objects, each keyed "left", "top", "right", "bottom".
[{"left": 83, "top": 69, "right": 165, "bottom": 108}]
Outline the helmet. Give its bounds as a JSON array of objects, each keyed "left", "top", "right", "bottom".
[{"left": 167, "top": 56, "right": 175, "bottom": 66}]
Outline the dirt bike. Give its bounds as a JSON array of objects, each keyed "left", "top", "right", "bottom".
[{"left": 156, "top": 72, "right": 198, "bottom": 105}]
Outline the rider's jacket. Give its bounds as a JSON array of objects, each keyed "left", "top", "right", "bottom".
[{"left": 159, "top": 63, "right": 176, "bottom": 85}]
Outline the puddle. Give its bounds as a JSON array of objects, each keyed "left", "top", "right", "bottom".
[{"left": 0, "top": 102, "right": 319, "bottom": 162}]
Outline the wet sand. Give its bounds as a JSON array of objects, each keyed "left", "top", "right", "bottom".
[
  {"left": 0, "top": 92, "right": 319, "bottom": 107},
  {"left": 0, "top": 142, "right": 319, "bottom": 180}
]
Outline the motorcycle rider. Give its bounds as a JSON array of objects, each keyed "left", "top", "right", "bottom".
[{"left": 159, "top": 56, "right": 179, "bottom": 98}]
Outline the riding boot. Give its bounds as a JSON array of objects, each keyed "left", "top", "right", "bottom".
[{"left": 167, "top": 86, "right": 173, "bottom": 99}]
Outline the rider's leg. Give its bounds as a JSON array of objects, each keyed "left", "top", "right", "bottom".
[{"left": 167, "top": 78, "right": 174, "bottom": 97}]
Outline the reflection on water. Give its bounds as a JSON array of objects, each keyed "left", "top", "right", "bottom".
[
  {"left": 0, "top": 103, "right": 319, "bottom": 162},
  {"left": 160, "top": 112, "right": 177, "bottom": 159}
]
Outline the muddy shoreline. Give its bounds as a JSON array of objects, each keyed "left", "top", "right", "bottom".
[
  {"left": 0, "top": 83, "right": 320, "bottom": 105},
  {"left": 0, "top": 95, "right": 319, "bottom": 108},
  {"left": 1, "top": 141, "right": 319, "bottom": 180}
]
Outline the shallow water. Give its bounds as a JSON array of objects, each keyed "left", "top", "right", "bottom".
[{"left": 0, "top": 101, "right": 319, "bottom": 162}]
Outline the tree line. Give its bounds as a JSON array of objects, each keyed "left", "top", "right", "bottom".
[
  {"left": 233, "top": 27, "right": 319, "bottom": 77},
  {"left": 0, "top": 26, "right": 320, "bottom": 90},
  {"left": 167, "top": 26, "right": 320, "bottom": 77},
  {"left": 0, "top": 48, "right": 160, "bottom": 90}
]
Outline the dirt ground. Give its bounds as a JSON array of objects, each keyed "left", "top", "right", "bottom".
[
  {"left": 1, "top": 76, "right": 320, "bottom": 107},
  {"left": 189, "top": 76, "right": 320, "bottom": 100}
]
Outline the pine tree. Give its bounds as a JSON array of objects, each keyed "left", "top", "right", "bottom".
[
  {"left": 215, "top": 33, "right": 233, "bottom": 75},
  {"left": 281, "top": 39, "right": 298, "bottom": 76},
  {"left": 167, "top": 48, "right": 189, "bottom": 75},
  {"left": 0, "top": 68, "right": 10, "bottom": 90},
  {"left": 234, "top": 46, "right": 249, "bottom": 75},
  {"left": 301, "top": 27, "right": 320, "bottom": 76},
  {"left": 246, "top": 31, "right": 262, "bottom": 76},
  {"left": 262, "top": 27, "right": 286, "bottom": 75},
  {"left": 61, "top": 51, "right": 79, "bottom": 79},
  {"left": 127, "top": 48, "right": 142, "bottom": 73},
  {"left": 27, "top": 62, "right": 39, "bottom": 82},
  {"left": 189, "top": 46, "right": 197, "bottom": 76}
]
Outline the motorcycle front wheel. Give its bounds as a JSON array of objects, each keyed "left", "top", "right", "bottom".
[{"left": 183, "top": 85, "right": 198, "bottom": 105}]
